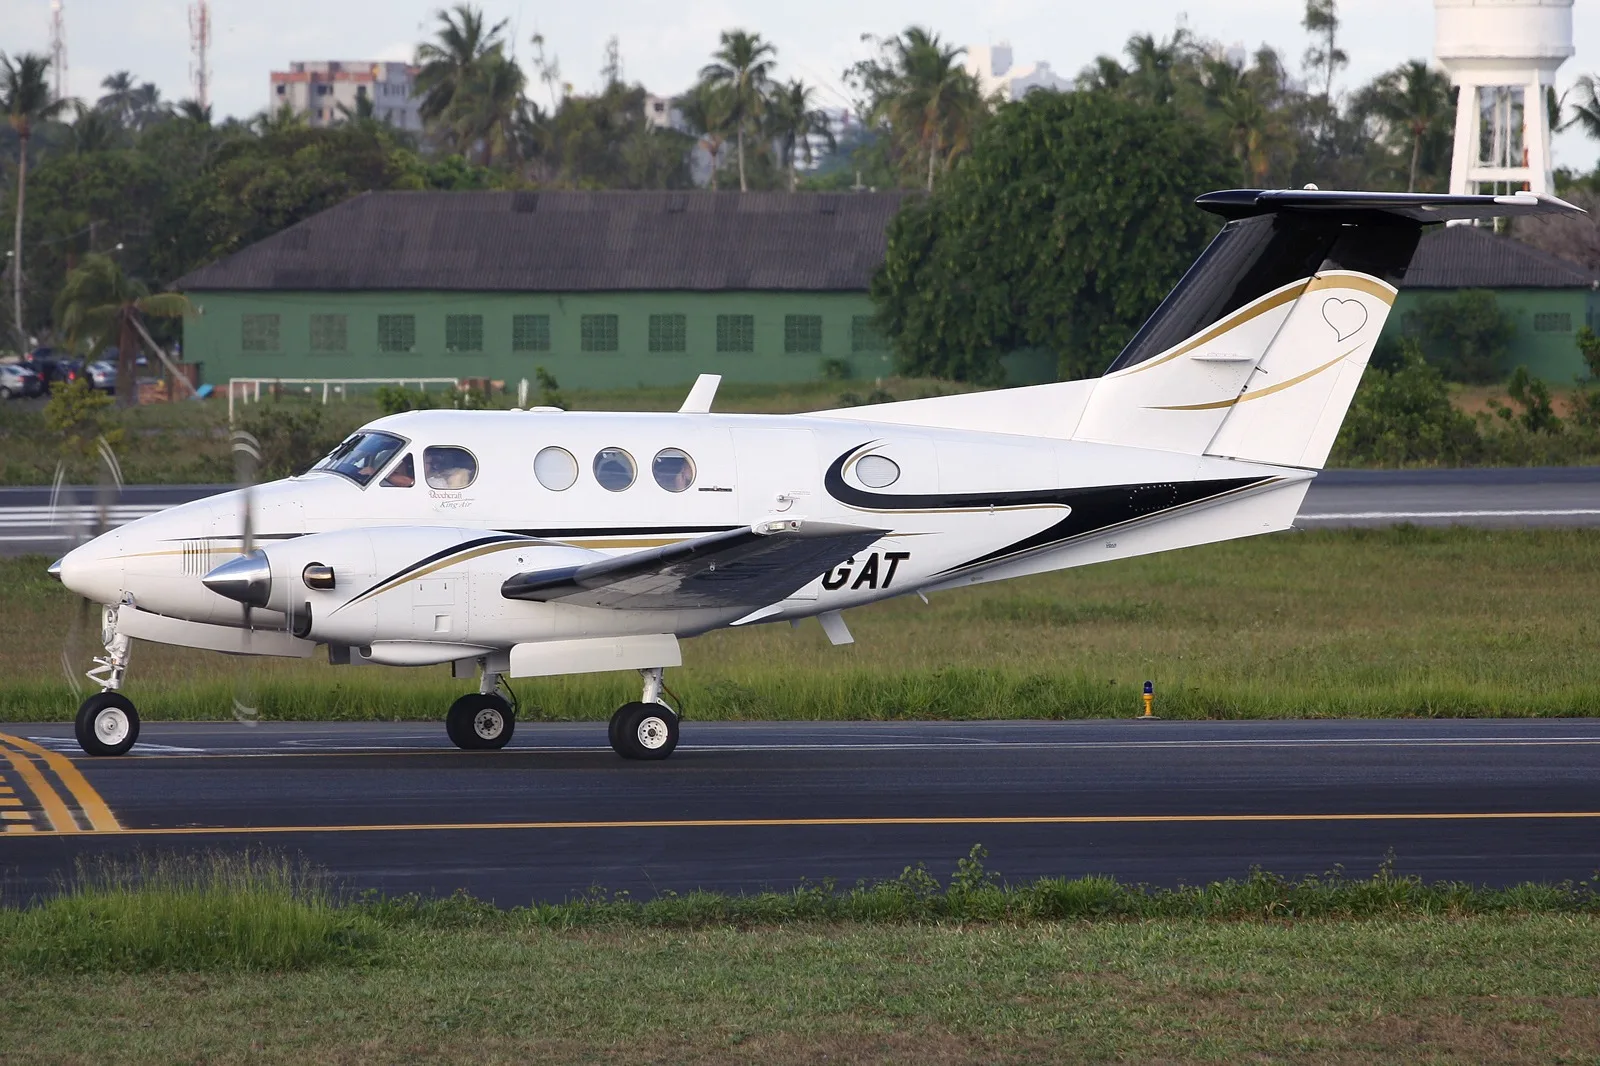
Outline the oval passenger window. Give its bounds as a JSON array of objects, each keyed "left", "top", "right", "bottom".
[
  {"left": 534, "top": 446, "right": 578, "bottom": 491},
  {"left": 593, "top": 447, "right": 636, "bottom": 491},
  {"left": 855, "top": 454, "right": 900, "bottom": 489},
  {"left": 423, "top": 446, "right": 478, "bottom": 490},
  {"left": 652, "top": 448, "right": 696, "bottom": 492}
]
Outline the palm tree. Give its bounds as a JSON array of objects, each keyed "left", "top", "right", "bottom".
[
  {"left": 677, "top": 81, "right": 734, "bottom": 190},
  {"left": 2, "top": 52, "right": 67, "bottom": 349},
  {"left": 699, "top": 30, "right": 777, "bottom": 192},
  {"left": 870, "top": 27, "right": 984, "bottom": 191},
  {"left": 766, "top": 80, "right": 834, "bottom": 191},
  {"left": 69, "top": 101, "right": 123, "bottom": 154},
  {"left": 1202, "top": 55, "right": 1292, "bottom": 186},
  {"left": 1356, "top": 60, "right": 1454, "bottom": 191},
  {"left": 175, "top": 98, "right": 212, "bottom": 125},
  {"left": 54, "top": 254, "right": 190, "bottom": 408},
  {"left": 414, "top": 4, "right": 508, "bottom": 125},
  {"left": 97, "top": 71, "right": 139, "bottom": 126},
  {"left": 1123, "top": 29, "right": 1195, "bottom": 107},
  {"left": 442, "top": 50, "right": 526, "bottom": 164},
  {"left": 1561, "top": 74, "right": 1600, "bottom": 142}
]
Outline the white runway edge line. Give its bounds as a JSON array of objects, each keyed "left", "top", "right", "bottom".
[{"left": 1301, "top": 509, "right": 1600, "bottom": 520}]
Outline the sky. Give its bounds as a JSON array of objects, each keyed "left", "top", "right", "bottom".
[{"left": 2, "top": 0, "right": 1597, "bottom": 172}]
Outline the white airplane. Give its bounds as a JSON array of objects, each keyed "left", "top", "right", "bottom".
[{"left": 52, "top": 189, "right": 1580, "bottom": 758}]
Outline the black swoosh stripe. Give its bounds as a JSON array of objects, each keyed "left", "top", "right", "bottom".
[
  {"left": 343, "top": 533, "right": 533, "bottom": 605},
  {"left": 821, "top": 442, "right": 1275, "bottom": 576}
]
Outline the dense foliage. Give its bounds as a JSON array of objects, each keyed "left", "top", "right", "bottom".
[{"left": 873, "top": 93, "right": 1231, "bottom": 382}]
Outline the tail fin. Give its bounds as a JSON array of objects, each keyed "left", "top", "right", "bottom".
[{"left": 1073, "top": 189, "right": 1585, "bottom": 468}]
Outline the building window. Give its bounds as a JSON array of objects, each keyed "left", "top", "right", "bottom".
[
  {"left": 513, "top": 314, "right": 551, "bottom": 351},
  {"left": 445, "top": 314, "right": 484, "bottom": 352},
  {"left": 851, "top": 315, "right": 887, "bottom": 352},
  {"left": 716, "top": 314, "right": 755, "bottom": 353},
  {"left": 377, "top": 314, "right": 416, "bottom": 353},
  {"left": 784, "top": 314, "right": 823, "bottom": 354},
  {"left": 309, "top": 313, "right": 347, "bottom": 352},
  {"left": 276, "top": 84, "right": 286, "bottom": 96},
  {"left": 513, "top": 314, "right": 551, "bottom": 352},
  {"left": 1533, "top": 312, "right": 1572, "bottom": 333},
  {"left": 649, "top": 313, "right": 687, "bottom": 353},
  {"left": 581, "top": 314, "right": 619, "bottom": 352},
  {"left": 241, "top": 314, "right": 280, "bottom": 352}
]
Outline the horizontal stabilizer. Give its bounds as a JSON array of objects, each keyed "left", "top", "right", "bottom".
[
  {"left": 500, "top": 519, "right": 887, "bottom": 610},
  {"left": 1196, "top": 188, "right": 1586, "bottom": 223}
]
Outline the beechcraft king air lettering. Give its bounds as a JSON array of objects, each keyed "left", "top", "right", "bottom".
[{"left": 51, "top": 188, "right": 1584, "bottom": 759}]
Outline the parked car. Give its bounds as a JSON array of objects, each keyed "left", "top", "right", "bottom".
[
  {"left": 86, "top": 360, "right": 117, "bottom": 393},
  {"left": 19, "top": 348, "right": 85, "bottom": 391},
  {"left": 0, "top": 363, "right": 43, "bottom": 399}
]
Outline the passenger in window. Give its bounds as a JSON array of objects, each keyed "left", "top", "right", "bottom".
[
  {"left": 425, "top": 447, "right": 476, "bottom": 490},
  {"left": 381, "top": 454, "right": 415, "bottom": 488}
]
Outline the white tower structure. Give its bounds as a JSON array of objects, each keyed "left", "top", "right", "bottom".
[
  {"left": 48, "top": 0, "right": 66, "bottom": 102},
  {"left": 1435, "top": 0, "right": 1574, "bottom": 198}
]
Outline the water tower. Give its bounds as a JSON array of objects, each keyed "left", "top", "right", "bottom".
[{"left": 1435, "top": 0, "right": 1573, "bottom": 197}]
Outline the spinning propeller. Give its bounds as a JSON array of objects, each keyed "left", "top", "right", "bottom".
[{"left": 50, "top": 438, "right": 124, "bottom": 701}]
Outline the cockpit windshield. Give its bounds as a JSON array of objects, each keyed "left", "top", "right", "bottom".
[{"left": 311, "top": 431, "right": 407, "bottom": 487}]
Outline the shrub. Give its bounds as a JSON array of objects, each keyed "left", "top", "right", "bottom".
[
  {"left": 236, "top": 400, "right": 343, "bottom": 479},
  {"left": 1412, "top": 289, "right": 1517, "bottom": 383},
  {"left": 1332, "top": 339, "right": 1480, "bottom": 465}
]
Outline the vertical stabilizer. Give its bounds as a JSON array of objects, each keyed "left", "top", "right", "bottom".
[{"left": 1074, "top": 188, "right": 1582, "bottom": 469}]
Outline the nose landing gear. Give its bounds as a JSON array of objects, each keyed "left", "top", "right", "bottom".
[{"left": 76, "top": 606, "right": 139, "bottom": 757}]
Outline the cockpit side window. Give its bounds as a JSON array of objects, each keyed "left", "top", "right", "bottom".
[
  {"left": 424, "top": 446, "right": 478, "bottom": 490},
  {"left": 312, "top": 431, "right": 407, "bottom": 487},
  {"left": 381, "top": 453, "right": 415, "bottom": 488}
]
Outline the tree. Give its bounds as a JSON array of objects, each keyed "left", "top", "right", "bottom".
[
  {"left": 69, "top": 101, "right": 124, "bottom": 154},
  {"left": 1302, "top": 0, "right": 1348, "bottom": 139},
  {"left": 2, "top": 52, "right": 67, "bottom": 348},
  {"left": 1202, "top": 51, "right": 1295, "bottom": 186},
  {"left": 1354, "top": 60, "right": 1454, "bottom": 191},
  {"left": 766, "top": 80, "right": 834, "bottom": 190},
  {"left": 175, "top": 98, "right": 212, "bottom": 126},
  {"left": 848, "top": 27, "right": 985, "bottom": 191},
  {"left": 700, "top": 30, "right": 776, "bottom": 192},
  {"left": 1561, "top": 74, "right": 1600, "bottom": 142},
  {"left": 53, "top": 253, "right": 190, "bottom": 407},
  {"left": 414, "top": 5, "right": 508, "bottom": 127},
  {"left": 1412, "top": 289, "right": 1516, "bottom": 383},
  {"left": 97, "top": 71, "right": 139, "bottom": 126},
  {"left": 872, "top": 91, "right": 1231, "bottom": 383},
  {"left": 441, "top": 50, "right": 527, "bottom": 165},
  {"left": 677, "top": 81, "right": 733, "bottom": 190}
]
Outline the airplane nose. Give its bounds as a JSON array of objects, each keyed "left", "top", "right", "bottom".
[
  {"left": 203, "top": 550, "right": 272, "bottom": 608},
  {"left": 57, "top": 534, "right": 126, "bottom": 605}
]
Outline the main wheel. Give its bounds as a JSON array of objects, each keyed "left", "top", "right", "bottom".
[
  {"left": 75, "top": 692, "right": 140, "bottom": 757},
  {"left": 609, "top": 701, "right": 679, "bottom": 761},
  {"left": 446, "top": 693, "right": 515, "bottom": 751}
]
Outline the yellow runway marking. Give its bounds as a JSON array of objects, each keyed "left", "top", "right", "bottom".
[
  {"left": 0, "top": 733, "right": 121, "bottom": 831},
  {"left": 0, "top": 796, "right": 21, "bottom": 807},
  {"left": 13, "top": 809, "right": 1600, "bottom": 838},
  {"left": 0, "top": 742, "right": 77, "bottom": 832},
  {"left": 2, "top": 810, "right": 32, "bottom": 821}
]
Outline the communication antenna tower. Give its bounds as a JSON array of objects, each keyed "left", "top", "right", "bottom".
[
  {"left": 49, "top": 0, "right": 67, "bottom": 101},
  {"left": 189, "top": 0, "right": 212, "bottom": 109}
]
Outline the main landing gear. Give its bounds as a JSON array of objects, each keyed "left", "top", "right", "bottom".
[
  {"left": 446, "top": 668, "right": 516, "bottom": 750},
  {"left": 76, "top": 606, "right": 140, "bottom": 757},
  {"left": 607, "top": 667, "right": 680, "bottom": 761}
]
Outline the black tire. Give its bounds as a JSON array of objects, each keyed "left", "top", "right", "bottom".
[
  {"left": 610, "top": 702, "right": 679, "bottom": 761},
  {"left": 446, "top": 693, "right": 514, "bottom": 751},
  {"left": 0, "top": 387, "right": 12, "bottom": 400},
  {"left": 75, "top": 692, "right": 140, "bottom": 757}
]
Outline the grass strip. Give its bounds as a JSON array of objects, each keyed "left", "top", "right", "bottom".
[
  {"left": 8, "top": 527, "right": 1600, "bottom": 722},
  {"left": 4, "top": 852, "right": 1600, "bottom": 1063}
]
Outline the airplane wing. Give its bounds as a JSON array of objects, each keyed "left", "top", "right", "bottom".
[{"left": 499, "top": 519, "right": 888, "bottom": 610}]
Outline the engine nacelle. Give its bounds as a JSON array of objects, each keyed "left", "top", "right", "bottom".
[{"left": 203, "top": 526, "right": 600, "bottom": 648}]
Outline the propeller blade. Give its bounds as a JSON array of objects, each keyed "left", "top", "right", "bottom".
[{"left": 230, "top": 430, "right": 263, "bottom": 725}]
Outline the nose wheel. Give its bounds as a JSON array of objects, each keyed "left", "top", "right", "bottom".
[{"left": 76, "top": 692, "right": 141, "bottom": 757}]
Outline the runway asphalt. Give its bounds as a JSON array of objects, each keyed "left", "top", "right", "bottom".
[
  {"left": 3, "top": 719, "right": 1598, "bottom": 905},
  {"left": 3, "top": 468, "right": 1600, "bottom": 555}
]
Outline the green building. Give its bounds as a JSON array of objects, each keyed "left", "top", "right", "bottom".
[
  {"left": 1383, "top": 225, "right": 1600, "bottom": 381},
  {"left": 175, "top": 190, "right": 911, "bottom": 391}
]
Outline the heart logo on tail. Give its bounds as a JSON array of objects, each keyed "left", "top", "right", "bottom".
[{"left": 1321, "top": 297, "right": 1368, "bottom": 342}]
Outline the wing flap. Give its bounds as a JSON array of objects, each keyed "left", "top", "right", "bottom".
[{"left": 500, "top": 519, "right": 888, "bottom": 610}]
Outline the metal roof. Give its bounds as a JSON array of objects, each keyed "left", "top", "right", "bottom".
[
  {"left": 174, "top": 190, "right": 914, "bottom": 294},
  {"left": 1403, "top": 224, "right": 1599, "bottom": 290}
]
